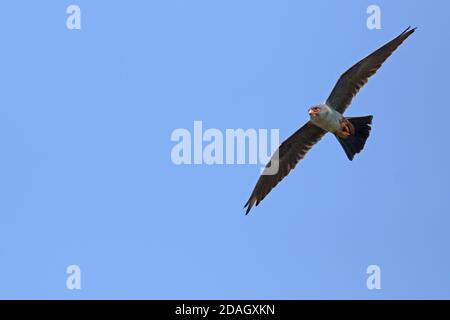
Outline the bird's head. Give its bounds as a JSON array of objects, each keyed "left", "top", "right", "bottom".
[{"left": 308, "top": 105, "right": 324, "bottom": 118}]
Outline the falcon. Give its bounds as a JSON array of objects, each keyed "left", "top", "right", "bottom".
[{"left": 244, "top": 27, "right": 416, "bottom": 214}]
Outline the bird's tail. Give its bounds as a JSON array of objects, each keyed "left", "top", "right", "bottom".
[{"left": 336, "top": 115, "right": 373, "bottom": 161}]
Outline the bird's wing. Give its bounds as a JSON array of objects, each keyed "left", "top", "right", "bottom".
[
  {"left": 244, "top": 121, "right": 326, "bottom": 214},
  {"left": 326, "top": 26, "right": 416, "bottom": 114}
]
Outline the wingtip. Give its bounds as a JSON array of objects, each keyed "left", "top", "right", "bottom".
[
  {"left": 244, "top": 202, "right": 252, "bottom": 215},
  {"left": 244, "top": 196, "right": 256, "bottom": 215},
  {"left": 404, "top": 26, "right": 417, "bottom": 34}
]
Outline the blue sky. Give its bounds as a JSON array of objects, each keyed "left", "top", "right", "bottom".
[{"left": 0, "top": 1, "right": 449, "bottom": 299}]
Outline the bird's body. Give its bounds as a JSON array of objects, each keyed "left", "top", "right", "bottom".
[
  {"left": 309, "top": 103, "right": 343, "bottom": 133},
  {"left": 244, "top": 27, "right": 416, "bottom": 214}
]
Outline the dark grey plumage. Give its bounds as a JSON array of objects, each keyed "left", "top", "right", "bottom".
[
  {"left": 244, "top": 27, "right": 416, "bottom": 215},
  {"left": 244, "top": 122, "right": 326, "bottom": 214},
  {"left": 326, "top": 27, "right": 416, "bottom": 114},
  {"left": 336, "top": 116, "right": 373, "bottom": 161}
]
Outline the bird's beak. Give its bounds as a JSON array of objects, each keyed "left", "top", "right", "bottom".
[{"left": 308, "top": 108, "right": 317, "bottom": 117}]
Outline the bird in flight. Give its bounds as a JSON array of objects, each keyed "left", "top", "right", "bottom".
[{"left": 244, "top": 26, "right": 416, "bottom": 214}]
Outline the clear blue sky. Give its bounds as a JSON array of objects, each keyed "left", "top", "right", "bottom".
[{"left": 0, "top": 0, "right": 449, "bottom": 299}]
